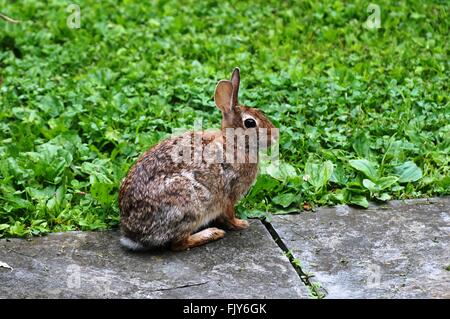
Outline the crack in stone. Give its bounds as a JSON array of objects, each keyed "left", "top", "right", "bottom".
[
  {"left": 260, "top": 219, "right": 327, "bottom": 298},
  {"left": 148, "top": 281, "right": 210, "bottom": 292}
]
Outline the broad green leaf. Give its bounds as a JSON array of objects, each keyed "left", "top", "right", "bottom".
[
  {"left": 394, "top": 161, "right": 423, "bottom": 183},
  {"left": 26, "top": 186, "right": 56, "bottom": 201},
  {"left": 46, "top": 197, "right": 57, "bottom": 211},
  {"left": 330, "top": 164, "right": 347, "bottom": 185},
  {"left": 305, "top": 160, "right": 334, "bottom": 191},
  {"left": 346, "top": 181, "right": 366, "bottom": 194},
  {"left": 352, "top": 133, "right": 371, "bottom": 158},
  {"left": 272, "top": 193, "right": 298, "bottom": 208},
  {"left": 3, "top": 195, "right": 32, "bottom": 210},
  {"left": 37, "top": 95, "right": 64, "bottom": 117},
  {"left": 265, "top": 161, "right": 298, "bottom": 181},
  {"left": 349, "top": 159, "right": 378, "bottom": 181},
  {"left": 363, "top": 176, "right": 397, "bottom": 193},
  {"left": 350, "top": 195, "right": 369, "bottom": 208},
  {"left": 377, "top": 176, "right": 399, "bottom": 190},
  {"left": 9, "top": 222, "right": 28, "bottom": 236},
  {"left": 331, "top": 189, "right": 349, "bottom": 203},
  {"left": 248, "top": 175, "right": 279, "bottom": 199},
  {"left": 362, "top": 179, "right": 379, "bottom": 192},
  {"left": 376, "top": 193, "right": 391, "bottom": 201}
]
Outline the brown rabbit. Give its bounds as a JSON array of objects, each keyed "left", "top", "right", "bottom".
[{"left": 119, "top": 68, "right": 278, "bottom": 251}]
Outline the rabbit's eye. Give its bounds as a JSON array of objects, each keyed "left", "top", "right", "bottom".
[{"left": 244, "top": 118, "right": 257, "bottom": 128}]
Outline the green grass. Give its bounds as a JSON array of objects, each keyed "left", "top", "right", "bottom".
[{"left": 0, "top": 0, "right": 449, "bottom": 237}]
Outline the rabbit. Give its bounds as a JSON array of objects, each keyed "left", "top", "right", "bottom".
[{"left": 119, "top": 67, "right": 278, "bottom": 251}]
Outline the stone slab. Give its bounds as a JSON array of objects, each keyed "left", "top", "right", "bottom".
[
  {"left": 271, "top": 197, "right": 450, "bottom": 298},
  {"left": 0, "top": 220, "right": 309, "bottom": 299}
]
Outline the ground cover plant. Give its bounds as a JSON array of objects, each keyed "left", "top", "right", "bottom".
[{"left": 0, "top": 0, "right": 448, "bottom": 237}]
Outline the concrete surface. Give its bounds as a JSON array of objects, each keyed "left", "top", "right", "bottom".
[
  {"left": 271, "top": 197, "right": 450, "bottom": 298},
  {"left": 0, "top": 220, "right": 308, "bottom": 299},
  {"left": 1, "top": 197, "right": 449, "bottom": 299}
]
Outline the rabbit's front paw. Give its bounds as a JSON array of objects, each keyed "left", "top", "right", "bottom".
[{"left": 228, "top": 218, "right": 249, "bottom": 230}]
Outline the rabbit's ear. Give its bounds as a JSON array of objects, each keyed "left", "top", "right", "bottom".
[
  {"left": 214, "top": 80, "right": 233, "bottom": 112},
  {"left": 230, "top": 67, "right": 240, "bottom": 109}
]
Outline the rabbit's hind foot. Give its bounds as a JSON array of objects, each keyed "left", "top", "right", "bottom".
[{"left": 170, "top": 227, "right": 226, "bottom": 251}]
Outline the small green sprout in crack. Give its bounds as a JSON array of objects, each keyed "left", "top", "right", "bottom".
[
  {"left": 284, "top": 250, "right": 310, "bottom": 279},
  {"left": 308, "top": 282, "right": 326, "bottom": 299},
  {"left": 445, "top": 265, "right": 450, "bottom": 271},
  {"left": 284, "top": 250, "right": 326, "bottom": 299}
]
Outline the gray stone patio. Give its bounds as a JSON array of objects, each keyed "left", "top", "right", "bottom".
[
  {"left": 271, "top": 197, "right": 450, "bottom": 298},
  {"left": 1, "top": 197, "right": 449, "bottom": 299}
]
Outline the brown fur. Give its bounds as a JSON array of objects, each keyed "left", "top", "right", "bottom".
[{"left": 119, "top": 68, "right": 277, "bottom": 251}]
